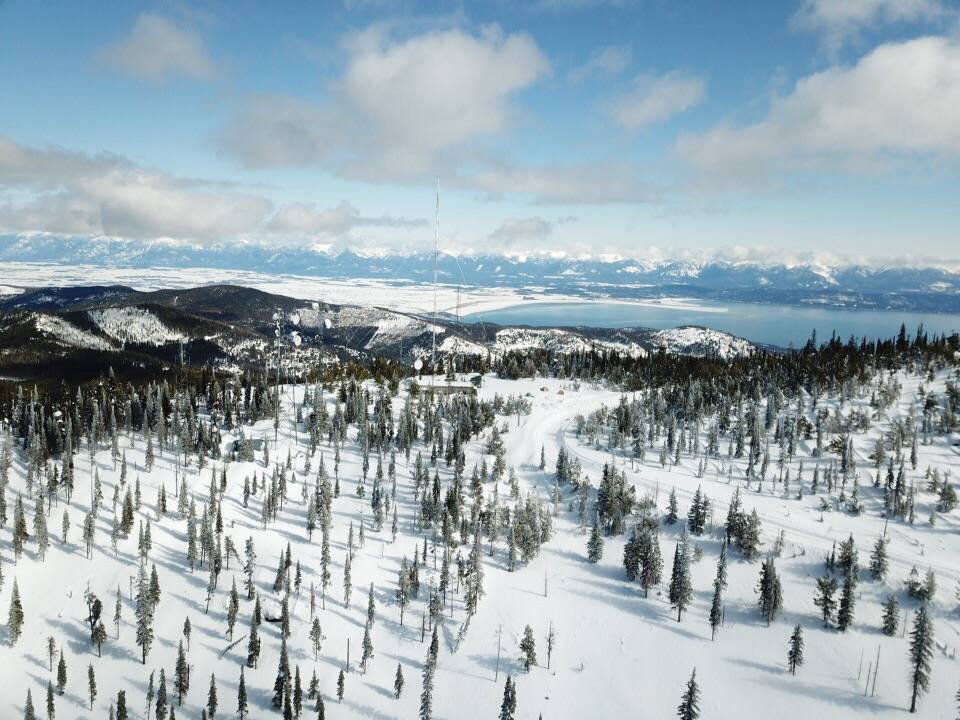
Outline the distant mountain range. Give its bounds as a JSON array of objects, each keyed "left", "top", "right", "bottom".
[
  {"left": 0, "top": 283, "right": 760, "bottom": 383},
  {"left": 2, "top": 233, "right": 960, "bottom": 312}
]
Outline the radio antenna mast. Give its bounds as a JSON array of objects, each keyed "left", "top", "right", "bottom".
[{"left": 431, "top": 176, "right": 439, "bottom": 384}]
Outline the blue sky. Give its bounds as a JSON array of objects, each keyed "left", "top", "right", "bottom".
[{"left": 1, "top": 0, "right": 958, "bottom": 263}]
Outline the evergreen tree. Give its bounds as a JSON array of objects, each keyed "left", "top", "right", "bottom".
[
  {"left": 45, "top": 680, "right": 54, "bottom": 720},
  {"left": 135, "top": 563, "right": 155, "bottom": 663},
  {"left": 586, "top": 521, "right": 603, "bottom": 563},
  {"left": 787, "top": 624, "right": 804, "bottom": 675},
  {"left": 116, "top": 690, "right": 128, "bottom": 720},
  {"left": 24, "top": 688, "right": 36, "bottom": 720},
  {"left": 499, "top": 676, "right": 516, "bottom": 720},
  {"left": 677, "top": 668, "right": 700, "bottom": 720},
  {"left": 156, "top": 669, "right": 167, "bottom": 720},
  {"left": 669, "top": 540, "right": 693, "bottom": 622},
  {"left": 880, "top": 594, "right": 900, "bottom": 636},
  {"left": 336, "top": 669, "right": 344, "bottom": 703},
  {"left": 8, "top": 577, "right": 24, "bottom": 644},
  {"left": 56, "top": 650, "right": 67, "bottom": 694},
  {"left": 869, "top": 537, "right": 888, "bottom": 581},
  {"left": 519, "top": 625, "right": 537, "bottom": 671},
  {"left": 757, "top": 558, "right": 783, "bottom": 625},
  {"left": 237, "top": 667, "right": 248, "bottom": 720},
  {"left": 908, "top": 605, "right": 933, "bottom": 713},
  {"left": 361, "top": 623, "right": 374, "bottom": 673},
  {"left": 207, "top": 674, "right": 217, "bottom": 719},
  {"left": 174, "top": 640, "right": 189, "bottom": 706},
  {"left": 837, "top": 573, "right": 855, "bottom": 632},
  {"left": 813, "top": 575, "right": 837, "bottom": 627},
  {"left": 394, "top": 663, "right": 404, "bottom": 699},
  {"left": 87, "top": 664, "right": 97, "bottom": 711},
  {"left": 419, "top": 639, "right": 435, "bottom": 720}
]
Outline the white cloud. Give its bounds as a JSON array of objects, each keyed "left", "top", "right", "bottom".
[
  {"left": 487, "top": 215, "right": 576, "bottom": 247},
  {"left": 569, "top": 45, "right": 631, "bottom": 84},
  {"left": 221, "top": 25, "right": 549, "bottom": 180},
  {"left": 0, "top": 137, "right": 425, "bottom": 244},
  {"left": 676, "top": 36, "right": 960, "bottom": 188},
  {"left": 793, "top": 0, "right": 944, "bottom": 49},
  {"left": 608, "top": 72, "right": 706, "bottom": 130},
  {"left": 97, "top": 13, "right": 216, "bottom": 81},
  {"left": 267, "top": 201, "right": 427, "bottom": 236},
  {"left": 463, "top": 161, "right": 658, "bottom": 204}
]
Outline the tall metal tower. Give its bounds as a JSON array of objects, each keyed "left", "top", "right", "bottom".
[{"left": 430, "top": 176, "right": 440, "bottom": 384}]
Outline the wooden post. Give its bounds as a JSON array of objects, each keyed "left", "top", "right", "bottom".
[
  {"left": 346, "top": 638, "right": 350, "bottom": 672},
  {"left": 871, "top": 645, "right": 880, "bottom": 697},
  {"left": 495, "top": 625, "right": 502, "bottom": 682}
]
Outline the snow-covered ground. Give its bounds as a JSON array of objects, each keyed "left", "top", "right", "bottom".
[
  {"left": 0, "top": 262, "right": 721, "bottom": 318},
  {"left": 1, "top": 369, "right": 959, "bottom": 719},
  {"left": 89, "top": 308, "right": 187, "bottom": 346}
]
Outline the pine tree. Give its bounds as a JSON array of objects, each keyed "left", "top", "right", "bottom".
[
  {"left": 813, "top": 575, "right": 837, "bottom": 627},
  {"left": 24, "top": 688, "right": 36, "bottom": 720},
  {"left": 310, "top": 617, "right": 322, "bottom": 660},
  {"left": 56, "top": 650, "right": 67, "bottom": 694},
  {"left": 586, "top": 521, "right": 603, "bottom": 563},
  {"left": 174, "top": 640, "right": 189, "bottom": 706},
  {"left": 206, "top": 674, "right": 217, "bottom": 719},
  {"left": 837, "top": 573, "right": 855, "bottom": 632},
  {"left": 237, "top": 667, "right": 248, "bottom": 720},
  {"left": 499, "top": 676, "right": 516, "bottom": 720},
  {"left": 638, "top": 527, "right": 663, "bottom": 598},
  {"left": 135, "top": 563, "right": 154, "bottom": 663},
  {"left": 116, "top": 690, "right": 127, "bottom": 720},
  {"left": 757, "top": 558, "right": 783, "bottom": 625},
  {"left": 394, "top": 663, "right": 404, "bottom": 699},
  {"left": 908, "top": 605, "right": 933, "bottom": 713},
  {"left": 87, "top": 664, "right": 97, "bottom": 711},
  {"left": 45, "top": 680, "right": 54, "bottom": 720},
  {"left": 8, "top": 577, "right": 24, "bottom": 644},
  {"left": 880, "top": 594, "right": 900, "bottom": 636},
  {"left": 336, "top": 669, "right": 344, "bottom": 703},
  {"left": 419, "top": 641, "right": 435, "bottom": 720},
  {"left": 361, "top": 622, "right": 374, "bottom": 673},
  {"left": 787, "top": 624, "right": 804, "bottom": 675},
  {"left": 677, "top": 668, "right": 700, "bottom": 720},
  {"left": 669, "top": 540, "right": 693, "bottom": 622},
  {"left": 156, "top": 669, "right": 167, "bottom": 720},
  {"left": 666, "top": 487, "right": 679, "bottom": 525},
  {"left": 869, "top": 537, "right": 888, "bottom": 580},
  {"left": 519, "top": 625, "right": 537, "bottom": 671}
]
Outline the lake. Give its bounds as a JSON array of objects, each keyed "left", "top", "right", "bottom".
[{"left": 466, "top": 300, "right": 960, "bottom": 348}]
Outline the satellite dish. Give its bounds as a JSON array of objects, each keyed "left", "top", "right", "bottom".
[
  {"left": 290, "top": 332, "right": 302, "bottom": 347},
  {"left": 323, "top": 318, "right": 332, "bottom": 330},
  {"left": 413, "top": 358, "right": 423, "bottom": 371},
  {"left": 289, "top": 312, "right": 301, "bottom": 326}
]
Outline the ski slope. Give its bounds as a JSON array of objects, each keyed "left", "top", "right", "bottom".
[{"left": 1, "top": 370, "right": 959, "bottom": 719}]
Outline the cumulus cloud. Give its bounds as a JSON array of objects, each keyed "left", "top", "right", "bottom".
[
  {"left": 676, "top": 36, "right": 960, "bottom": 189},
  {"left": 792, "top": 0, "right": 944, "bottom": 49},
  {"left": 569, "top": 45, "right": 631, "bottom": 83},
  {"left": 487, "top": 215, "right": 576, "bottom": 247},
  {"left": 463, "top": 161, "right": 658, "bottom": 204},
  {"left": 97, "top": 13, "right": 216, "bottom": 81},
  {"left": 267, "top": 201, "right": 427, "bottom": 236},
  {"left": 221, "top": 25, "right": 549, "bottom": 180},
  {"left": 608, "top": 72, "right": 706, "bottom": 130},
  {"left": 0, "top": 137, "right": 424, "bottom": 244}
]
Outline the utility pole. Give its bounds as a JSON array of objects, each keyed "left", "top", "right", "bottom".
[{"left": 431, "top": 176, "right": 439, "bottom": 386}]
